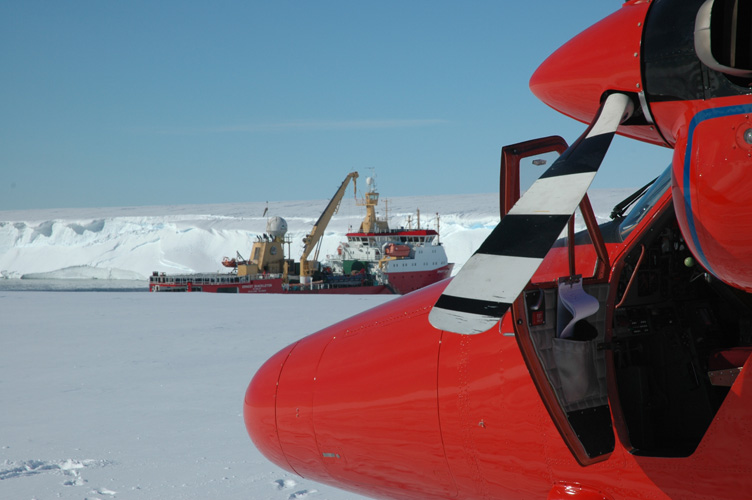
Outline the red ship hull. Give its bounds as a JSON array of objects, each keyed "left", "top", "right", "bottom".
[
  {"left": 385, "top": 263, "right": 454, "bottom": 295},
  {"left": 149, "top": 276, "right": 392, "bottom": 294}
]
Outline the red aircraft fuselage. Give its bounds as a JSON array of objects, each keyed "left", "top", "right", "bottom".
[{"left": 245, "top": 1, "right": 752, "bottom": 498}]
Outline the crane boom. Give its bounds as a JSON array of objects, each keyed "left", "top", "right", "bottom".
[{"left": 300, "top": 171, "right": 358, "bottom": 279}]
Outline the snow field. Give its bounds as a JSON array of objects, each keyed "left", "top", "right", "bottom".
[{"left": 1, "top": 292, "right": 391, "bottom": 499}]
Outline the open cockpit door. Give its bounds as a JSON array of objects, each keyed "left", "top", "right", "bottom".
[{"left": 501, "top": 137, "right": 615, "bottom": 466}]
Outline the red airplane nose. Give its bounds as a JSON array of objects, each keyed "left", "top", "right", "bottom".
[
  {"left": 244, "top": 285, "right": 459, "bottom": 497},
  {"left": 243, "top": 342, "right": 297, "bottom": 472},
  {"left": 529, "top": 2, "right": 648, "bottom": 126},
  {"left": 244, "top": 330, "right": 339, "bottom": 482}
]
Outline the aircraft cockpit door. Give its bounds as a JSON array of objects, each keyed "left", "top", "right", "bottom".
[{"left": 500, "top": 137, "right": 615, "bottom": 466}]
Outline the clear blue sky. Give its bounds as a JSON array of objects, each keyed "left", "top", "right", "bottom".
[{"left": 1, "top": 1, "right": 671, "bottom": 211}]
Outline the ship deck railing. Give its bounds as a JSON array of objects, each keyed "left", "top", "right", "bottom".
[
  {"left": 149, "top": 273, "right": 282, "bottom": 286},
  {"left": 283, "top": 279, "right": 369, "bottom": 291}
]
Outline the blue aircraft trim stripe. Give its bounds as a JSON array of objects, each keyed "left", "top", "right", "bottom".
[{"left": 683, "top": 103, "right": 752, "bottom": 276}]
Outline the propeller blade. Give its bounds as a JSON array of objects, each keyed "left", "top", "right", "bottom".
[{"left": 429, "top": 92, "right": 634, "bottom": 334}]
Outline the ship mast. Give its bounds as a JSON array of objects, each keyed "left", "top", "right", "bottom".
[{"left": 357, "top": 176, "right": 389, "bottom": 233}]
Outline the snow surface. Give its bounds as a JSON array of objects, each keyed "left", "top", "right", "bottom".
[
  {"left": 0, "top": 190, "right": 633, "bottom": 282},
  {"left": 1, "top": 291, "right": 394, "bottom": 499}
]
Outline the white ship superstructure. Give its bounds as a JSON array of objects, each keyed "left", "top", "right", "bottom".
[{"left": 328, "top": 177, "right": 453, "bottom": 294}]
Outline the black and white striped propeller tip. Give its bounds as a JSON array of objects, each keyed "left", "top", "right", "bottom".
[{"left": 429, "top": 93, "right": 633, "bottom": 334}]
